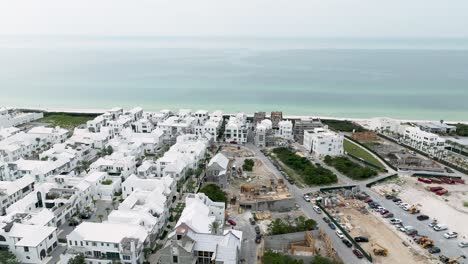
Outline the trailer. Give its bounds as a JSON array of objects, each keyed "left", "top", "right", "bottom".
[{"left": 418, "top": 177, "right": 432, "bottom": 184}]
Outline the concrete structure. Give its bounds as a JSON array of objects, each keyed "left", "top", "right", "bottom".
[
  {"left": 277, "top": 120, "right": 294, "bottom": 140},
  {"left": 303, "top": 128, "right": 344, "bottom": 158},
  {"left": 225, "top": 113, "right": 248, "bottom": 144},
  {"left": 416, "top": 121, "right": 457, "bottom": 134},
  {"left": 270, "top": 111, "right": 283, "bottom": 129},
  {"left": 253, "top": 112, "right": 266, "bottom": 124},
  {"left": 0, "top": 175, "right": 35, "bottom": 215},
  {"left": 0, "top": 108, "right": 43, "bottom": 128},
  {"left": 293, "top": 118, "right": 323, "bottom": 144},
  {"left": 254, "top": 119, "right": 274, "bottom": 148}
]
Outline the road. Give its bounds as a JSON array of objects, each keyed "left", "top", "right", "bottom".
[
  {"left": 245, "top": 143, "right": 369, "bottom": 263},
  {"left": 231, "top": 211, "right": 259, "bottom": 264}
]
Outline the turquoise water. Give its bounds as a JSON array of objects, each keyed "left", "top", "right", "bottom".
[{"left": 0, "top": 37, "right": 467, "bottom": 120}]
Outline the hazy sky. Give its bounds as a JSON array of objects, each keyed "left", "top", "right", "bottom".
[{"left": 0, "top": 0, "right": 467, "bottom": 37}]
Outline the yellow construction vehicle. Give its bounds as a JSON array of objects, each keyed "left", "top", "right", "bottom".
[
  {"left": 372, "top": 243, "right": 388, "bottom": 257},
  {"left": 409, "top": 204, "right": 421, "bottom": 214},
  {"left": 419, "top": 237, "right": 434, "bottom": 248}
]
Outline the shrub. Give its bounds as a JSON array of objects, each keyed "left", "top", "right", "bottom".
[
  {"left": 101, "top": 179, "right": 113, "bottom": 185},
  {"left": 324, "top": 155, "right": 377, "bottom": 180},
  {"left": 268, "top": 216, "right": 317, "bottom": 235},
  {"left": 199, "top": 184, "right": 227, "bottom": 203},
  {"left": 242, "top": 159, "right": 255, "bottom": 171},
  {"left": 273, "top": 148, "right": 337, "bottom": 185}
]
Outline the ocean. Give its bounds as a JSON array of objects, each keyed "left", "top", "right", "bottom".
[{"left": 0, "top": 36, "right": 467, "bottom": 121}]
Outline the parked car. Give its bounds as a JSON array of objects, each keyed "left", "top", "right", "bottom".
[
  {"left": 417, "top": 215, "right": 429, "bottom": 221},
  {"left": 303, "top": 194, "right": 311, "bottom": 202},
  {"left": 328, "top": 223, "right": 336, "bottom": 230},
  {"left": 249, "top": 218, "right": 256, "bottom": 225},
  {"left": 227, "top": 219, "right": 237, "bottom": 226},
  {"left": 354, "top": 236, "right": 369, "bottom": 243},
  {"left": 323, "top": 217, "right": 330, "bottom": 223},
  {"left": 79, "top": 212, "right": 91, "bottom": 219},
  {"left": 353, "top": 249, "right": 364, "bottom": 259},
  {"left": 385, "top": 195, "right": 395, "bottom": 200},
  {"left": 458, "top": 241, "right": 468, "bottom": 248},
  {"left": 68, "top": 218, "right": 80, "bottom": 226},
  {"left": 313, "top": 206, "right": 322, "bottom": 214},
  {"left": 336, "top": 230, "right": 344, "bottom": 239},
  {"left": 383, "top": 213, "right": 394, "bottom": 218},
  {"left": 399, "top": 226, "right": 413, "bottom": 232},
  {"left": 342, "top": 239, "right": 353, "bottom": 248},
  {"left": 380, "top": 210, "right": 390, "bottom": 215},
  {"left": 393, "top": 198, "right": 402, "bottom": 203},
  {"left": 406, "top": 229, "right": 418, "bottom": 236},
  {"left": 255, "top": 234, "right": 262, "bottom": 244},
  {"left": 433, "top": 224, "right": 448, "bottom": 231},
  {"left": 390, "top": 218, "right": 402, "bottom": 225},
  {"left": 443, "top": 232, "right": 458, "bottom": 239},
  {"left": 254, "top": 226, "right": 261, "bottom": 235},
  {"left": 428, "top": 247, "right": 441, "bottom": 254},
  {"left": 399, "top": 203, "right": 409, "bottom": 209}
]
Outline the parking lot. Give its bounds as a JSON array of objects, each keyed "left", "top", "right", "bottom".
[{"left": 367, "top": 188, "right": 467, "bottom": 263}]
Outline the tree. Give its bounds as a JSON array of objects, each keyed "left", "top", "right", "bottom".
[
  {"left": 68, "top": 254, "right": 86, "bottom": 264},
  {"left": 97, "top": 214, "right": 104, "bottom": 222},
  {"left": 311, "top": 256, "right": 342, "bottom": 264},
  {"left": 242, "top": 159, "right": 255, "bottom": 171},
  {"left": 263, "top": 250, "right": 303, "bottom": 264},
  {"left": 143, "top": 248, "right": 152, "bottom": 259},
  {"left": 208, "top": 221, "right": 221, "bottom": 235},
  {"left": 112, "top": 199, "right": 117, "bottom": 209},
  {"left": 199, "top": 184, "right": 226, "bottom": 203},
  {"left": 105, "top": 207, "right": 111, "bottom": 215},
  {"left": 0, "top": 250, "right": 20, "bottom": 264},
  {"left": 186, "top": 180, "right": 196, "bottom": 193},
  {"left": 106, "top": 145, "right": 114, "bottom": 155}
]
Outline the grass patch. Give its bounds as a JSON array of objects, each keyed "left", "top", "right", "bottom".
[
  {"left": 344, "top": 139, "right": 385, "bottom": 169},
  {"left": 322, "top": 119, "right": 366, "bottom": 132},
  {"left": 272, "top": 148, "right": 337, "bottom": 185},
  {"left": 242, "top": 159, "right": 254, "bottom": 171},
  {"left": 268, "top": 216, "right": 317, "bottom": 235},
  {"left": 38, "top": 114, "right": 95, "bottom": 129},
  {"left": 464, "top": 201, "right": 468, "bottom": 207},
  {"left": 199, "top": 184, "right": 227, "bottom": 203},
  {"left": 324, "top": 155, "right": 378, "bottom": 180}
]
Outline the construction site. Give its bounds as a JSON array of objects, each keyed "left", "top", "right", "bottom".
[
  {"left": 311, "top": 188, "right": 434, "bottom": 264},
  {"left": 371, "top": 175, "right": 468, "bottom": 239}
]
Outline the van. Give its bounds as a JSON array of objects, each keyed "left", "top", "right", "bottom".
[{"left": 433, "top": 224, "right": 448, "bottom": 231}]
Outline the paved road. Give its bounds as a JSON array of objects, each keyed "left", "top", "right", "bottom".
[
  {"left": 245, "top": 143, "right": 369, "bottom": 264},
  {"left": 366, "top": 188, "right": 467, "bottom": 263},
  {"left": 231, "top": 211, "right": 259, "bottom": 264}
]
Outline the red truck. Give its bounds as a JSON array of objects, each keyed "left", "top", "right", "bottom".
[
  {"left": 429, "top": 186, "right": 444, "bottom": 192},
  {"left": 418, "top": 177, "right": 432, "bottom": 184},
  {"left": 430, "top": 178, "right": 443, "bottom": 184},
  {"left": 435, "top": 189, "right": 448, "bottom": 196}
]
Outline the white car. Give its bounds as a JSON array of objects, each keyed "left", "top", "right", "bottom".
[
  {"left": 399, "top": 226, "right": 413, "bottom": 232},
  {"left": 303, "top": 195, "right": 311, "bottom": 202},
  {"left": 376, "top": 206, "right": 386, "bottom": 212},
  {"left": 390, "top": 218, "right": 402, "bottom": 225},
  {"left": 444, "top": 232, "right": 458, "bottom": 239},
  {"left": 336, "top": 230, "right": 344, "bottom": 239},
  {"left": 399, "top": 203, "right": 409, "bottom": 209},
  {"left": 458, "top": 241, "right": 468, "bottom": 248},
  {"left": 313, "top": 206, "right": 322, "bottom": 214}
]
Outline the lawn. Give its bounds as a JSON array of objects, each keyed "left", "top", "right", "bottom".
[
  {"left": 322, "top": 119, "right": 366, "bottom": 132},
  {"left": 344, "top": 139, "right": 386, "bottom": 170},
  {"left": 324, "top": 155, "right": 378, "bottom": 180},
  {"left": 38, "top": 114, "right": 96, "bottom": 129}
]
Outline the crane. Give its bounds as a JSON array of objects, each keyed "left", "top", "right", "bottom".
[
  {"left": 371, "top": 242, "right": 388, "bottom": 257},
  {"left": 439, "top": 255, "right": 466, "bottom": 264}
]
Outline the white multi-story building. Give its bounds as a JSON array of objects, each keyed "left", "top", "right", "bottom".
[
  {"left": 255, "top": 119, "right": 273, "bottom": 148},
  {"left": 224, "top": 113, "right": 248, "bottom": 144},
  {"left": 69, "top": 127, "right": 111, "bottom": 149},
  {"left": 90, "top": 153, "right": 137, "bottom": 180},
  {"left": 0, "top": 175, "right": 35, "bottom": 215},
  {"left": 277, "top": 120, "right": 293, "bottom": 140},
  {"left": 303, "top": 128, "right": 344, "bottom": 158},
  {"left": 0, "top": 108, "right": 43, "bottom": 128},
  {"left": 120, "top": 128, "right": 164, "bottom": 155},
  {"left": 366, "top": 117, "right": 401, "bottom": 134},
  {"left": 402, "top": 126, "right": 446, "bottom": 155},
  {"left": 64, "top": 222, "right": 149, "bottom": 264},
  {"left": 0, "top": 127, "right": 21, "bottom": 141},
  {"left": 84, "top": 171, "right": 121, "bottom": 200},
  {"left": 4, "top": 158, "right": 72, "bottom": 182}
]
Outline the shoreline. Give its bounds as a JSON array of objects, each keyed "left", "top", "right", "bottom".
[{"left": 16, "top": 106, "right": 468, "bottom": 124}]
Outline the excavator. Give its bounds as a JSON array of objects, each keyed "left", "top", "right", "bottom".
[
  {"left": 409, "top": 204, "right": 422, "bottom": 214},
  {"left": 439, "top": 255, "right": 466, "bottom": 264},
  {"left": 417, "top": 237, "right": 434, "bottom": 248},
  {"left": 372, "top": 242, "right": 388, "bottom": 257}
]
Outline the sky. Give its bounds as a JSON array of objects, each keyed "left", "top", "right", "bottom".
[{"left": 0, "top": 0, "right": 467, "bottom": 38}]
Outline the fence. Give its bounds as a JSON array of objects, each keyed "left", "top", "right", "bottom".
[
  {"left": 315, "top": 201, "right": 373, "bottom": 263},
  {"left": 347, "top": 153, "right": 387, "bottom": 172},
  {"left": 320, "top": 185, "right": 357, "bottom": 192}
]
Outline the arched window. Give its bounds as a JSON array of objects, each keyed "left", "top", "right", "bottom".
[{"left": 0, "top": 235, "right": 6, "bottom": 241}]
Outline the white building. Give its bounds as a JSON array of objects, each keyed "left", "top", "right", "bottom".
[
  {"left": 303, "top": 128, "right": 344, "bottom": 158},
  {"left": 65, "top": 222, "right": 149, "bottom": 264},
  {"left": 90, "top": 153, "right": 137, "bottom": 180},
  {"left": 0, "top": 127, "right": 21, "bottom": 141},
  {"left": 254, "top": 119, "right": 273, "bottom": 148},
  {"left": 120, "top": 128, "right": 164, "bottom": 155},
  {"left": 277, "top": 120, "right": 293, "bottom": 140},
  {"left": 0, "top": 108, "right": 43, "bottom": 128},
  {"left": 5, "top": 158, "right": 72, "bottom": 182},
  {"left": 224, "top": 113, "right": 248, "bottom": 144},
  {"left": 0, "top": 175, "right": 35, "bottom": 215},
  {"left": 84, "top": 171, "right": 121, "bottom": 200},
  {"left": 403, "top": 126, "right": 446, "bottom": 155},
  {"left": 366, "top": 117, "right": 402, "bottom": 134}
]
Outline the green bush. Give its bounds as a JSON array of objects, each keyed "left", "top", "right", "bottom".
[
  {"left": 268, "top": 216, "right": 317, "bottom": 235},
  {"left": 455, "top": 123, "right": 468, "bottom": 136},
  {"left": 199, "top": 184, "right": 227, "bottom": 203},
  {"left": 101, "top": 179, "right": 113, "bottom": 185},
  {"left": 273, "top": 148, "right": 337, "bottom": 185},
  {"left": 242, "top": 159, "right": 255, "bottom": 171},
  {"left": 263, "top": 250, "right": 303, "bottom": 264},
  {"left": 322, "top": 119, "right": 366, "bottom": 132},
  {"left": 324, "top": 155, "right": 377, "bottom": 180}
]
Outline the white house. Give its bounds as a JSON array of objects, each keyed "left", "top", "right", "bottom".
[
  {"left": 402, "top": 126, "right": 446, "bottom": 155},
  {"left": 303, "top": 128, "right": 344, "bottom": 158},
  {"left": 0, "top": 108, "right": 43, "bottom": 128},
  {"left": 277, "top": 120, "right": 294, "bottom": 140},
  {"left": 225, "top": 113, "right": 248, "bottom": 144},
  {"left": 65, "top": 222, "right": 149, "bottom": 264},
  {"left": 366, "top": 117, "right": 401, "bottom": 134},
  {"left": 0, "top": 175, "right": 35, "bottom": 215}
]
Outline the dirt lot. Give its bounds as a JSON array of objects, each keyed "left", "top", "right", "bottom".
[
  {"left": 373, "top": 176, "right": 468, "bottom": 238},
  {"left": 222, "top": 144, "right": 254, "bottom": 157},
  {"left": 342, "top": 207, "right": 432, "bottom": 264}
]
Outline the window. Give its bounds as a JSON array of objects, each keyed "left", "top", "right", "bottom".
[
  {"left": 92, "top": 242, "right": 97, "bottom": 246},
  {"left": 80, "top": 241, "right": 83, "bottom": 246},
  {"left": 123, "top": 255, "right": 131, "bottom": 260},
  {"left": 75, "top": 241, "right": 78, "bottom": 246},
  {"left": 24, "top": 247, "right": 29, "bottom": 252},
  {"left": 173, "top": 256, "right": 178, "bottom": 263},
  {"left": 69, "top": 240, "right": 72, "bottom": 245},
  {"left": 48, "top": 234, "right": 53, "bottom": 239}
]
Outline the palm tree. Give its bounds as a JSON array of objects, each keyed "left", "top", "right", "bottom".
[
  {"left": 105, "top": 207, "right": 111, "bottom": 215},
  {"left": 208, "top": 221, "right": 221, "bottom": 235},
  {"left": 97, "top": 214, "right": 104, "bottom": 222}
]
